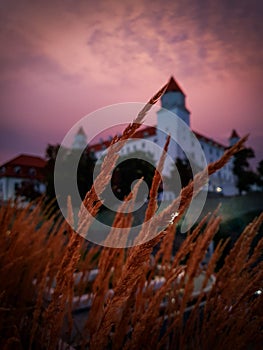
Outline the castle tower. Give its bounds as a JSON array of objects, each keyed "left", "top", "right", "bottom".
[
  {"left": 72, "top": 127, "right": 87, "bottom": 150},
  {"left": 160, "top": 76, "right": 190, "bottom": 126},
  {"left": 157, "top": 76, "right": 191, "bottom": 174},
  {"left": 229, "top": 129, "right": 240, "bottom": 147}
]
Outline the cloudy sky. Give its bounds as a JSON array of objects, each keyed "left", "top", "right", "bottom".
[{"left": 0, "top": 0, "right": 262, "bottom": 166}]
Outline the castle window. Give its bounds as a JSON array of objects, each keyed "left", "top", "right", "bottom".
[
  {"left": 142, "top": 142, "right": 145, "bottom": 148},
  {"left": 14, "top": 166, "right": 21, "bottom": 174},
  {"left": 29, "top": 167, "right": 36, "bottom": 176},
  {"left": 209, "top": 147, "right": 213, "bottom": 155},
  {"left": 133, "top": 145, "right": 137, "bottom": 151}
]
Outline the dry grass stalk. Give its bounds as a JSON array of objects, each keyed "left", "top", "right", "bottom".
[
  {"left": 42, "top": 198, "right": 82, "bottom": 350},
  {"left": 87, "top": 133, "right": 255, "bottom": 349},
  {"left": 77, "top": 82, "right": 169, "bottom": 237},
  {"left": 199, "top": 213, "right": 263, "bottom": 349},
  {"left": 81, "top": 180, "right": 142, "bottom": 343},
  {"left": 151, "top": 135, "right": 248, "bottom": 230},
  {"left": 144, "top": 135, "right": 171, "bottom": 223},
  {"left": 0, "top": 80, "right": 262, "bottom": 350}
]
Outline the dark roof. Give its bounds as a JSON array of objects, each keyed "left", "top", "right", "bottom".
[
  {"left": 1, "top": 154, "right": 46, "bottom": 168},
  {"left": 88, "top": 125, "right": 226, "bottom": 152},
  {"left": 132, "top": 126, "right": 156, "bottom": 138},
  {"left": 0, "top": 154, "right": 46, "bottom": 180},
  {"left": 229, "top": 129, "right": 240, "bottom": 139},
  {"left": 88, "top": 126, "right": 156, "bottom": 152},
  {"left": 165, "top": 76, "right": 185, "bottom": 95},
  {"left": 194, "top": 131, "right": 226, "bottom": 149}
]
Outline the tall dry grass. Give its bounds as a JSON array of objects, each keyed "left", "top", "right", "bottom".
[{"left": 0, "top": 81, "right": 262, "bottom": 349}]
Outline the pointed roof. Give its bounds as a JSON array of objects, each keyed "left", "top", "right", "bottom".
[
  {"left": 229, "top": 129, "right": 240, "bottom": 139},
  {"left": 165, "top": 76, "right": 185, "bottom": 95},
  {"left": 77, "top": 126, "right": 86, "bottom": 136},
  {"left": 0, "top": 154, "right": 46, "bottom": 180},
  {"left": 1, "top": 154, "right": 46, "bottom": 168}
]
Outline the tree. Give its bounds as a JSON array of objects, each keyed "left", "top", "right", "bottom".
[
  {"left": 167, "top": 157, "right": 193, "bottom": 196},
  {"left": 105, "top": 150, "right": 158, "bottom": 202},
  {"left": 45, "top": 144, "right": 96, "bottom": 207},
  {"left": 256, "top": 160, "right": 263, "bottom": 190},
  {"left": 45, "top": 144, "right": 61, "bottom": 202},
  {"left": 15, "top": 180, "right": 42, "bottom": 202},
  {"left": 233, "top": 147, "right": 257, "bottom": 194}
]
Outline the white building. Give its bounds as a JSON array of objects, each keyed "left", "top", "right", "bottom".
[
  {"left": 72, "top": 126, "right": 87, "bottom": 150},
  {"left": 0, "top": 154, "right": 46, "bottom": 202},
  {"left": 74, "top": 76, "right": 240, "bottom": 196}
]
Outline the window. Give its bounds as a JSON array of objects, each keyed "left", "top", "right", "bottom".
[
  {"left": 29, "top": 167, "right": 36, "bottom": 176},
  {"left": 142, "top": 142, "right": 145, "bottom": 148},
  {"left": 14, "top": 166, "right": 21, "bottom": 174}
]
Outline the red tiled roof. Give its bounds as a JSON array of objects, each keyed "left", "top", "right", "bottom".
[
  {"left": 165, "top": 76, "right": 185, "bottom": 95},
  {"left": 88, "top": 126, "right": 156, "bottom": 152},
  {"left": 88, "top": 125, "right": 226, "bottom": 152},
  {"left": 194, "top": 131, "right": 226, "bottom": 149},
  {"left": 2, "top": 154, "right": 46, "bottom": 168},
  {"left": 132, "top": 126, "right": 156, "bottom": 138},
  {"left": 0, "top": 154, "right": 47, "bottom": 180}
]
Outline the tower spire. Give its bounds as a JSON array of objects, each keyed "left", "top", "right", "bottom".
[
  {"left": 166, "top": 76, "right": 185, "bottom": 95},
  {"left": 72, "top": 127, "right": 87, "bottom": 149}
]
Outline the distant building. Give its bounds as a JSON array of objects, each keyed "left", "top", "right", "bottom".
[
  {"left": 72, "top": 126, "right": 87, "bottom": 150},
  {"left": 0, "top": 154, "right": 46, "bottom": 202},
  {"left": 86, "top": 76, "right": 240, "bottom": 196}
]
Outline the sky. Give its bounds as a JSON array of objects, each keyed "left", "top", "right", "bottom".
[{"left": 0, "top": 0, "right": 262, "bottom": 167}]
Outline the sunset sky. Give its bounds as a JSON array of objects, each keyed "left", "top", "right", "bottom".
[{"left": 0, "top": 0, "right": 262, "bottom": 167}]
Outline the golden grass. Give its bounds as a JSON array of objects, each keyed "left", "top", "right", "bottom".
[{"left": 0, "top": 81, "right": 262, "bottom": 349}]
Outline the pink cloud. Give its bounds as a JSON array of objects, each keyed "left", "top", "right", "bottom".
[{"left": 0, "top": 0, "right": 262, "bottom": 166}]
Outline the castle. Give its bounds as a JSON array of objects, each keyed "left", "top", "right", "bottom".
[
  {"left": 0, "top": 76, "right": 240, "bottom": 202},
  {"left": 73, "top": 76, "right": 240, "bottom": 196}
]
